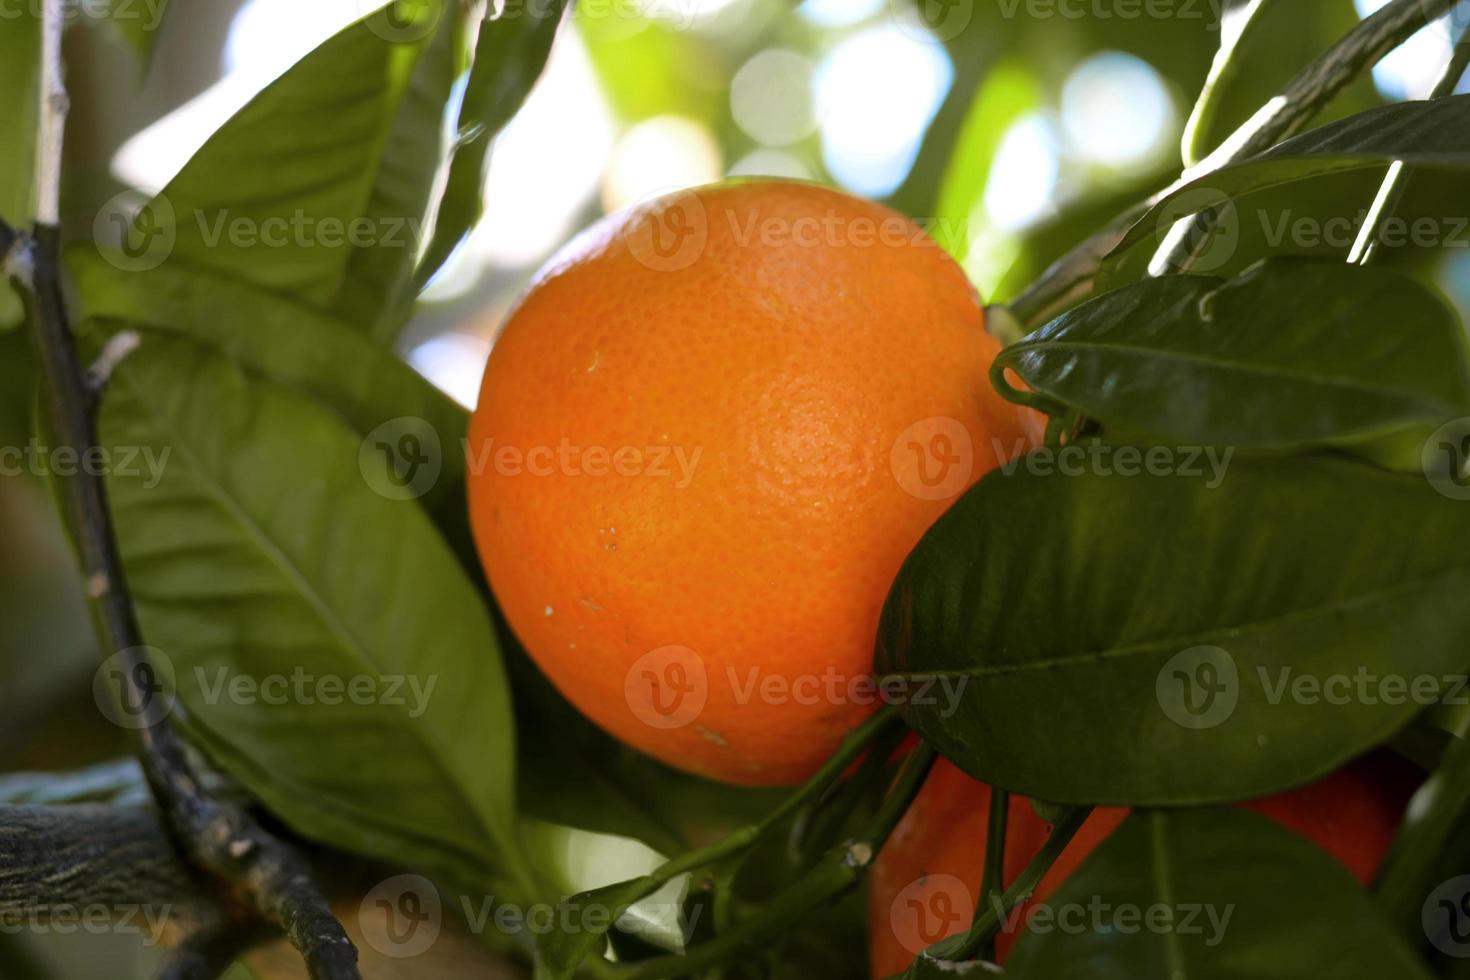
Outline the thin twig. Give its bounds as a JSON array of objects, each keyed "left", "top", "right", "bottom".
[
  {"left": 5, "top": 3, "right": 361, "bottom": 976},
  {"left": 1349, "top": 24, "right": 1470, "bottom": 263},
  {"left": 1008, "top": 0, "right": 1462, "bottom": 327}
]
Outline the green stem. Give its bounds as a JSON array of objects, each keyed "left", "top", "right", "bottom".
[
  {"left": 941, "top": 805, "right": 1092, "bottom": 963},
  {"left": 1157, "top": 0, "right": 1464, "bottom": 274},
  {"left": 644, "top": 705, "right": 903, "bottom": 890},
  {"left": 1349, "top": 24, "right": 1470, "bottom": 265},
  {"left": 976, "top": 788, "right": 1009, "bottom": 963},
  {"left": 611, "top": 744, "right": 937, "bottom": 980}
]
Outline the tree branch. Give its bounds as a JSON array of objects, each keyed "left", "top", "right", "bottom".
[
  {"left": 1, "top": 3, "right": 362, "bottom": 976},
  {"left": 0, "top": 804, "right": 218, "bottom": 930}
]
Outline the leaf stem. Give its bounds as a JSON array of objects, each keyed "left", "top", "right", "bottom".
[
  {"left": 916, "top": 805, "right": 1092, "bottom": 968},
  {"left": 976, "top": 788, "right": 1009, "bottom": 963},
  {"left": 1008, "top": 0, "right": 1462, "bottom": 328},
  {"left": 1155, "top": 0, "right": 1465, "bottom": 275},
  {"left": 610, "top": 742, "right": 937, "bottom": 980},
  {"left": 1349, "top": 23, "right": 1470, "bottom": 265}
]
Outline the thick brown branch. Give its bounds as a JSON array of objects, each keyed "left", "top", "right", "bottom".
[{"left": 0, "top": 804, "right": 217, "bottom": 931}]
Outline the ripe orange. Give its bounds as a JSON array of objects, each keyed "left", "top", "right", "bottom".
[
  {"left": 467, "top": 179, "right": 1040, "bottom": 785},
  {"left": 868, "top": 755, "right": 1420, "bottom": 976}
]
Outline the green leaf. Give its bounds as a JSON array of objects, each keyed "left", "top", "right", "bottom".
[
  {"left": 339, "top": 5, "right": 462, "bottom": 342},
  {"left": 99, "top": 336, "right": 518, "bottom": 878},
  {"left": 1111, "top": 96, "right": 1470, "bottom": 262},
  {"left": 1005, "top": 808, "right": 1432, "bottom": 979},
  {"left": 137, "top": 2, "right": 454, "bottom": 339},
  {"left": 876, "top": 457, "right": 1470, "bottom": 806},
  {"left": 414, "top": 0, "right": 566, "bottom": 291},
  {"left": 68, "top": 248, "right": 472, "bottom": 553},
  {"left": 535, "top": 877, "right": 660, "bottom": 980},
  {"left": 995, "top": 259, "right": 1470, "bottom": 469}
]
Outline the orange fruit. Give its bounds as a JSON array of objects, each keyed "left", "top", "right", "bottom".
[
  {"left": 868, "top": 754, "right": 1420, "bottom": 976},
  {"left": 468, "top": 179, "right": 1040, "bottom": 785}
]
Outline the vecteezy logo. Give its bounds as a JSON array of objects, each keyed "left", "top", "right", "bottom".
[
  {"left": 889, "top": 875, "right": 974, "bottom": 955},
  {"left": 1424, "top": 875, "right": 1470, "bottom": 957},
  {"left": 1156, "top": 645, "right": 1239, "bottom": 730},
  {"left": 622, "top": 189, "right": 709, "bottom": 273},
  {"left": 1149, "top": 186, "right": 1239, "bottom": 275},
  {"left": 360, "top": 874, "right": 442, "bottom": 959},
  {"left": 93, "top": 647, "right": 177, "bottom": 730},
  {"left": 94, "top": 192, "right": 176, "bottom": 272},
  {"left": 1423, "top": 418, "right": 1470, "bottom": 501},
  {"left": 888, "top": 0, "right": 974, "bottom": 42},
  {"left": 359, "top": 417, "right": 443, "bottom": 501},
  {"left": 890, "top": 417, "right": 974, "bottom": 501},
  {"left": 359, "top": 0, "right": 442, "bottom": 42},
  {"left": 625, "top": 645, "right": 708, "bottom": 730}
]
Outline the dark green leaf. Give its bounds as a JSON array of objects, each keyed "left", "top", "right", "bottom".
[
  {"left": 1111, "top": 96, "right": 1470, "bottom": 262},
  {"left": 1005, "top": 808, "right": 1432, "bottom": 979},
  {"left": 414, "top": 0, "right": 566, "bottom": 291},
  {"left": 876, "top": 457, "right": 1470, "bottom": 805},
  {"left": 996, "top": 259, "right": 1470, "bottom": 469},
  {"left": 99, "top": 336, "right": 518, "bottom": 878}
]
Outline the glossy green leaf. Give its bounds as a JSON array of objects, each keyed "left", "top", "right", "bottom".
[
  {"left": 99, "top": 336, "right": 518, "bottom": 878},
  {"left": 995, "top": 259, "right": 1470, "bottom": 469},
  {"left": 1005, "top": 808, "right": 1432, "bottom": 979},
  {"left": 414, "top": 0, "right": 567, "bottom": 292},
  {"left": 68, "top": 248, "right": 472, "bottom": 553},
  {"left": 137, "top": 2, "right": 453, "bottom": 339},
  {"left": 1111, "top": 96, "right": 1470, "bottom": 262},
  {"left": 876, "top": 457, "right": 1470, "bottom": 805}
]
